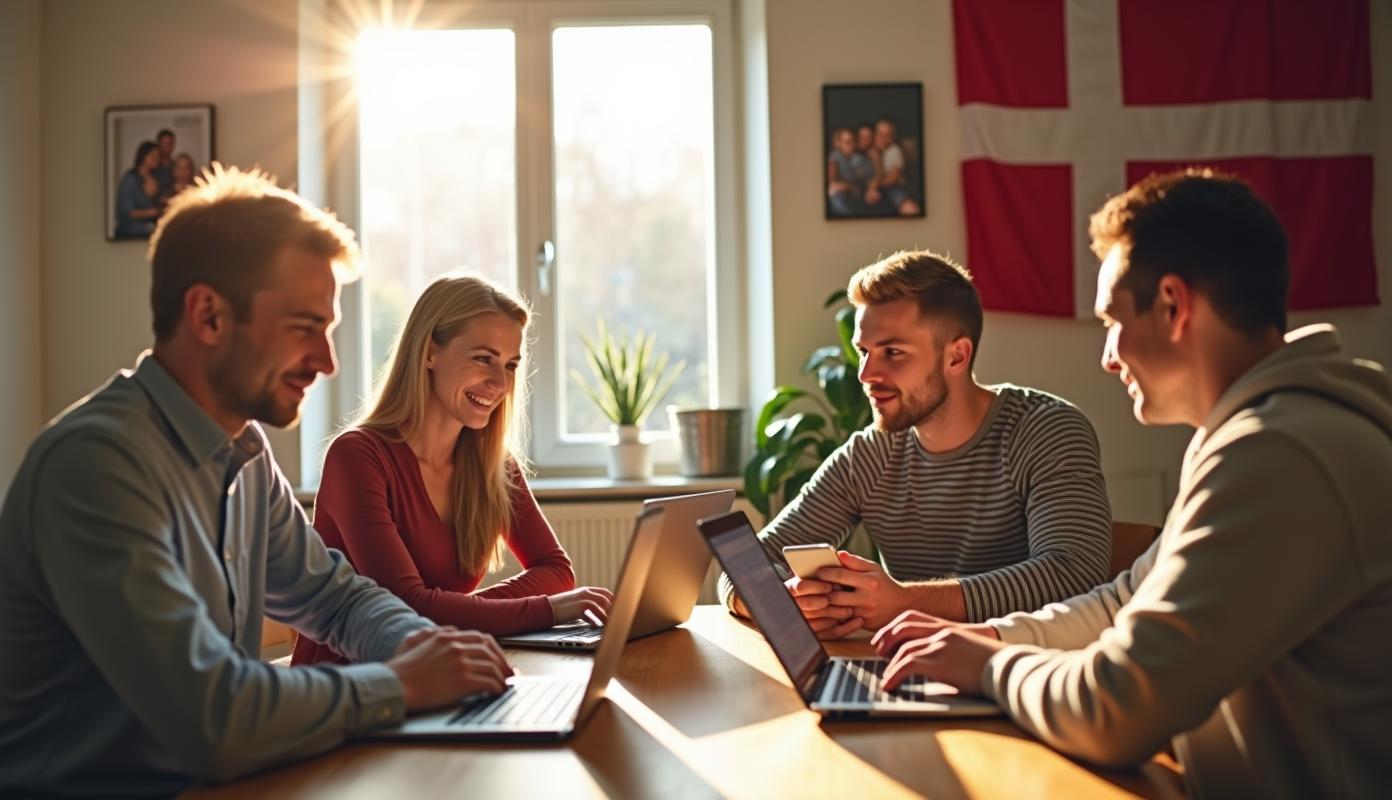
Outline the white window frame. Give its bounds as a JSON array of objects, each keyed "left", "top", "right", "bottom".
[{"left": 299, "top": 0, "right": 743, "bottom": 479}]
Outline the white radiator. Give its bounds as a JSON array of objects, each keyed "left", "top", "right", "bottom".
[{"left": 478, "top": 499, "right": 753, "bottom": 604}]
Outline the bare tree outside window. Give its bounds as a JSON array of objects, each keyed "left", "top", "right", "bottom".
[
  {"left": 552, "top": 25, "right": 715, "bottom": 437},
  {"left": 355, "top": 21, "right": 719, "bottom": 459}
]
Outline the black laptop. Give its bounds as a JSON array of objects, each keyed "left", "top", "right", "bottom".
[{"left": 698, "top": 510, "right": 1001, "bottom": 719}]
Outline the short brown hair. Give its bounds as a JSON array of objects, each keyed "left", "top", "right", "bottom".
[
  {"left": 1089, "top": 168, "right": 1289, "bottom": 333},
  {"left": 148, "top": 164, "right": 360, "bottom": 341},
  {"left": 847, "top": 250, "right": 983, "bottom": 367}
]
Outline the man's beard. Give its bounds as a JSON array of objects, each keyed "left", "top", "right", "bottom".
[
  {"left": 871, "top": 370, "right": 948, "bottom": 433},
  {"left": 209, "top": 335, "right": 307, "bottom": 429}
]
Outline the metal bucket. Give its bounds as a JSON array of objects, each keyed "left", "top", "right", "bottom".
[{"left": 668, "top": 407, "right": 747, "bottom": 477}]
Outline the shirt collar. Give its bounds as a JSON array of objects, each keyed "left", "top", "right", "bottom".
[{"left": 132, "top": 352, "right": 266, "bottom": 467}]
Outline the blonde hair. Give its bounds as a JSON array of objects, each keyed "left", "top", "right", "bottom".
[
  {"left": 149, "top": 163, "right": 360, "bottom": 340},
  {"left": 847, "top": 250, "right": 983, "bottom": 368},
  {"left": 359, "top": 273, "right": 532, "bottom": 575}
]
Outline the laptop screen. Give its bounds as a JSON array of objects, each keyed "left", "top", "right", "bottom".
[
  {"left": 700, "top": 512, "right": 824, "bottom": 694},
  {"left": 573, "top": 506, "right": 666, "bottom": 723}
]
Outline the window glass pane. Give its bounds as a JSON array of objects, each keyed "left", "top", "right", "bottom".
[
  {"left": 357, "top": 29, "right": 517, "bottom": 382},
  {"left": 552, "top": 24, "right": 715, "bottom": 437}
]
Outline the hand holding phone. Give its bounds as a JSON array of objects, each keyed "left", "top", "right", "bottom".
[
  {"left": 781, "top": 543, "right": 862, "bottom": 640},
  {"left": 782, "top": 543, "right": 842, "bottom": 580}
]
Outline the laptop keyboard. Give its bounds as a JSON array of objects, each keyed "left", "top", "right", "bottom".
[
  {"left": 553, "top": 628, "right": 603, "bottom": 645},
  {"left": 448, "top": 679, "right": 584, "bottom": 730},
  {"left": 827, "top": 658, "right": 936, "bottom": 705}
]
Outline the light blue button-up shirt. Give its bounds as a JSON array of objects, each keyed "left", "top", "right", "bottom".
[{"left": 0, "top": 354, "right": 433, "bottom": 795}]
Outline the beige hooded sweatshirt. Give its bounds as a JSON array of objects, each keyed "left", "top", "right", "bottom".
[{"left": 983, "top": 324, "right": 1392, "bottom": 798}]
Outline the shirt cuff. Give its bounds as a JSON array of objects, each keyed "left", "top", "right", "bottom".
[
  {"left": 716, "top": 573, "right": 738, "bottom": 611},
  {"left": 980, "top": 643, "right": 1050, "bottom": 703},
  {"left": 340, "top": 662, "right": 408, "bottom": 734},
  {"left": 524, "top": 595, "right": 555, "bottom": 629},
  {"left": 956, "top": 574, "right": 991, "bottom": 623}
]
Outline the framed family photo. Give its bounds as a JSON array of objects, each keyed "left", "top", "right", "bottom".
[
  {"left": 822, "top": 83, "right": 924, "bottom": 220},
  {"left": 105, "top": 104, "right": 214, "bottom": 240}
]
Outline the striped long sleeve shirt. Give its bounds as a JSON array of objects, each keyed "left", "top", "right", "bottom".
[{"left": 721, "top": 385, "right": 1112, "bottom": 622}]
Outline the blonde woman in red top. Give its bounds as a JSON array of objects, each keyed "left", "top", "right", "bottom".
[{"left": 293, "top": 274, "right": 611, "bottom": 665}]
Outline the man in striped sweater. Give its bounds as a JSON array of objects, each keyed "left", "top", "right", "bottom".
[{"left": 720, "top": 251, "right": 1112, "bottom": 638}]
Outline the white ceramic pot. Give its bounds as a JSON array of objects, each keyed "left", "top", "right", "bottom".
[{"left": 607, "top": 424, "right": 652, "bottom": 480}]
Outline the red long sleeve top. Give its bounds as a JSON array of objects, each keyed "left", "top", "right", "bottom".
[{"left": 291, "top": 428, "right": 574, "bottom": 665}]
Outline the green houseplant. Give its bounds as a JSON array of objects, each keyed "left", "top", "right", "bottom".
[
  {"left": 745, "top": 291, "right": 871, "bottom": 516},
  {"left": 571, "top": 320, "right": 685, "bottom": 479}
]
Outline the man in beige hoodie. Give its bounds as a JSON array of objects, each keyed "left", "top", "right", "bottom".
[{"left": 870, "top": 169, "right": 1392, "bottom": 798}]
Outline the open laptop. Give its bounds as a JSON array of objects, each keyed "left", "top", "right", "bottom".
[
  {"left": 698, "top": 510, "right": 1002, "bottom": 719},
  {"left": 369, "top": 506, "right": 665, "bottom": 741},
  {"left": 498, "top": 489, "right": 735, "bottom": 650}
]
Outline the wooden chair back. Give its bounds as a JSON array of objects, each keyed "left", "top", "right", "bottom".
[{"left": 1109, "top": 520, "right": 1161, "bottom": 579}]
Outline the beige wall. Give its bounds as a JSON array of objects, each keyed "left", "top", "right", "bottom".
[
  {"left": 38, "top": 0, "right": 304, "bottom": 482},
  {"left": 761, "top": 0, "right": 1392, "bottom": 523},
  {"left": 0, "top": 0, "right": 45, "bottom": 490}
]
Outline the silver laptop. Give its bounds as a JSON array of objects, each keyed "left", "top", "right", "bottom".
[
  {"left": 369, "top": 506, "right": 665, "bottom": 741},
  {"left": 498, "top": 490, "right": 735, "bottom": 650},
  {"left": 698, "top": 510, "right": 1002, "bottom": 719}
]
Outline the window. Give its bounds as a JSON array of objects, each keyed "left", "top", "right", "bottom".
[
  {"left": 349, "top": 1, "right": 740, "bottom": 469},
  {"left": 356, "top": 28, "right": 518, "bottom": 370}
]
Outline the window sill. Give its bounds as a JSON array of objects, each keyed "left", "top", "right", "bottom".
[
  {"left": 294, "top": 473, "right": 742, "bottom": 507},
  {"left": 527, "top": 474, "right": 742, "bottom": 502}
]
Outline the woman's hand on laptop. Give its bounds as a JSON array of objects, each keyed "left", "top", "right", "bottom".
[
  {"left": 548, "top": 586, "right": 614, "bottom": 626},
  {"left": 871, "top": 610, "right": 999, "bottom": 657},
  {"left": 387, "top": 627, "right": 514, "bottom": 712}
]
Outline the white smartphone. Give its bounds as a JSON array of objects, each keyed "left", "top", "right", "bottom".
[{"left": 782, "top": 543, "right": 841, "bottom": 580}]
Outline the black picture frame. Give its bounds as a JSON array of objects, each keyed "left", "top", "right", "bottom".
[
  {"left": 822, "top": 83, "right": 925, "bottom": 220},
  {"left": 105, "top": 104, "right": 215, "bottom": 241}
]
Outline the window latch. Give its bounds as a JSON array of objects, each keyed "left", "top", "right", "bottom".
[{"left": 536, "top": 239, "right": 556, "bottom": 295}]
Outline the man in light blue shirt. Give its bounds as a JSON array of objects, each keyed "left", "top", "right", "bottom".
[{"left": 0, "top": 166, "right": 512, "bottom": 796}]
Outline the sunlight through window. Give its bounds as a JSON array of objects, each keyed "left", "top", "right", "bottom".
[
  {"left": 552, "top": 24, "right": 715, "bottom": 437},
  {"left": 357, "top": 28, "right": 517, "bottom": 377},
  {"left": 354, "top": 16, "right": 725, "bottom": 462}
]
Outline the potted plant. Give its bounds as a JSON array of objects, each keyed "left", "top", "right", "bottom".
[
  {"left": 572, "top": 320, "right": 686, "bottom": 479},
  {"left": 745, "top": 290, "right": 871, "bottom": 517}
]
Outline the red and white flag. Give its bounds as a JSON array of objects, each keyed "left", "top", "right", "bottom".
[{"left": 954, "top": 0, "right": 1377, "bottom": 318}]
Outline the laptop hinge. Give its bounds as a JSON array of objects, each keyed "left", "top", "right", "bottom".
[{"left": 804, "top": 664, "right": 830, "bottom": 703}]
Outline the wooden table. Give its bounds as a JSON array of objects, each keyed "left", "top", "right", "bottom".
[{"left": 186, "top": 607, "right": 1186, "bottom": 799}]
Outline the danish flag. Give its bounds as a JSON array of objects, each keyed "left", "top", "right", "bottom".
[{"left": 954, "top": 0, "right": 1377, "bottom": 318}]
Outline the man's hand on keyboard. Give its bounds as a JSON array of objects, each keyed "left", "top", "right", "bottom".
[
  {"left": 877, "top": 623, "right": 1008, "bottom": 694},
  {"left": 871, "top": 610, "right": 999, "bottom": 656},
  {"left": 388, "top": 627, "right": 514, "bottom": 712}
]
